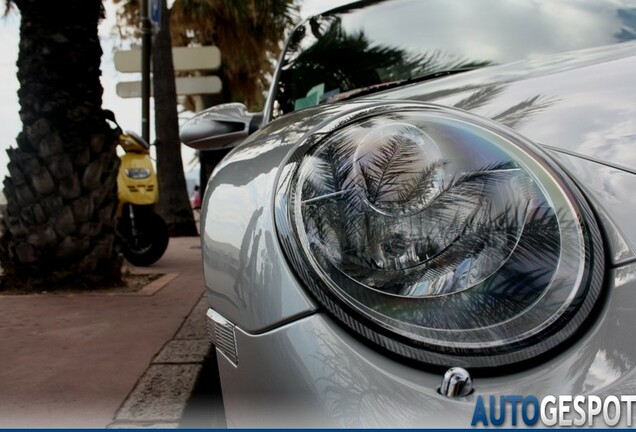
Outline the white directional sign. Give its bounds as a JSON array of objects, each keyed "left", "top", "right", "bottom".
[
  {"left": 114, "top": 46, "right": 221, "bottom": 73},
  {"left": 116, "top": 76, "right": 223, "bottom": 98}
]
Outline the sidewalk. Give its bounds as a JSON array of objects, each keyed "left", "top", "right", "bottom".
[{"left": 0, "top": 237, "right": 210, "bottom": 428}]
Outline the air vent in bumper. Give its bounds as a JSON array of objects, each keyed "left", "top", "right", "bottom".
[{"left": 206, "top": 308, "right": 238, "bottom": 364}]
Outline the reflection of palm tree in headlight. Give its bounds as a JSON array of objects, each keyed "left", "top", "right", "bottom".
[
  {"left": 300, "top": 118, "right": 533, "bottom": 299},
  {"left": 277, "top": 103, "right": 603, "bottom": 368}
]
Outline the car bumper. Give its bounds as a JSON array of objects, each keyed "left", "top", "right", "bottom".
[{"left": 206, "top": 262, "right": 636, "bottom": 428}]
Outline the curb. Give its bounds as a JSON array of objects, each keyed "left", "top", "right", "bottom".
[{"left": 107, "top": 294, "right": 211, "bottom": 428}]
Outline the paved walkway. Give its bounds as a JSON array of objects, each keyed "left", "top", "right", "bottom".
[{"left": 0, "top": 237, "right": 209, "bottom": 428}]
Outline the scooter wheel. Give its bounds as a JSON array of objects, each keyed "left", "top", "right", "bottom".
[{"left": 120, "top": 212, "right": 169, "bottom": 266}]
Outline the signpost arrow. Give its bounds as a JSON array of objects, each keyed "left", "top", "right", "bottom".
[
  {"left": 114, "top": 46, "right": 221, "bottom": 73},
  {"left": 116, "top": 76, "right": 223, "bottom": 98}
]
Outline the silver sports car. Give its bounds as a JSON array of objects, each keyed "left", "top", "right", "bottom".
[{"left": 182, "top": 0, "right": 636, "bottom": 427}]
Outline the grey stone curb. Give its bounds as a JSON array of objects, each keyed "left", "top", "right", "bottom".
[{"left": 107, "top": 295, "right": 210, "bottom": 429}]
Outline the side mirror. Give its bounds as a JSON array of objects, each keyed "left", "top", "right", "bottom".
[{"left": 180, "top": 103, "right": 263, "bottom": 151}]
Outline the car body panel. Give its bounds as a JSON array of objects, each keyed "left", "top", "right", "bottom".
[
  {"left": 200, "top": 140, "right": 317, "bottom": 333},
  {"left": 547, "top": 152, "right": 636, "bottom": 265},
  {"left": 201, "top": 104, "right": 370, "bottom": 332},
  {"left": 372, "top": 42, "right": 636, "bottom": 172},
  {"left": 217, "top": 264, "right": 636, "bottom": 427}
]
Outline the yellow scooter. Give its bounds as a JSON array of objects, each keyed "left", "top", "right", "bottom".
[{"left": 107, "top": 111, "right": 169, "bottom": 266}]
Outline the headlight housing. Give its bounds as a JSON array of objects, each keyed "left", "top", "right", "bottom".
[
  {"left": 275, "top": 103, "right": 604, "bottom": 370},
  {"left": 125, "top": 168, "right": 151, "bottom": 179}
]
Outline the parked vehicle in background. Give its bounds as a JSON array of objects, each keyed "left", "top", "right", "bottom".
[
  {"left": 182, "top": 0, "right": 636, "bottom": 427},
  {"left": 108, "top": 112, "right": 169, "bottom": 267}
]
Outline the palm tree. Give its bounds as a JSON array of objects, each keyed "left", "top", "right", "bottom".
[
  {"left": 152, "top": 0, "right": 198, "bottom": 236},
  {"left": 1, "top": 0, "right": 122, "bottom": 289},
  {"left": 169, "top": 0, "right": 297, "bottom": 110}
]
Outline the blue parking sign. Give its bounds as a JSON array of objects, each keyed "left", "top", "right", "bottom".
[{"left": 149, "top": 0, "right": 161, "bottom": 30}]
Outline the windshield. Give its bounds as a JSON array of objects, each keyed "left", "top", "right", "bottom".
[{"left": 270, "top": 0, "right": 636, "bottom": 118}]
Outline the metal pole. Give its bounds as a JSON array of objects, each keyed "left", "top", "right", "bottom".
[{"left": 140, "top": 0, "right": 152, "bottom": 142}]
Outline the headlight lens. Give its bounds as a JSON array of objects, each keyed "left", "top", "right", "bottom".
[
  {"left": 276, "top": 104, "right": 604, "bottom": 369},
  {"left": 125, "top": 168, "right": 151, "bottom": 179}
]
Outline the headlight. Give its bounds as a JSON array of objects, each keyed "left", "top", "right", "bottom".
[
  {"left": 275, "top": 103, "right": 604, "bottom": 369},
  {"left": 125, "top": 168, "right": 151, "bottom": 179}
]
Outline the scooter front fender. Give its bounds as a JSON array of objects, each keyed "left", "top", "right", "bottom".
[{"left": 117, "top": 153, "right": 158, "bottom": 216}]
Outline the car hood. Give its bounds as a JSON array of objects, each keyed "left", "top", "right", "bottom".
[{"left": 373, "top": 41, "right": 636, "bottom": 172}]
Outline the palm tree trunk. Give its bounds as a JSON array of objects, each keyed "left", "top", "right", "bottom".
[
  {"left": 152, "top": 0, "right": 198, "bottom": 236},
  {"left": 0, "top": 0, "right": 122, "bottom": 290}
]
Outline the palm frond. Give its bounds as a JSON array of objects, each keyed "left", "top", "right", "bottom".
[
  {"left": 492, "top": 95, "right": 556, "bottom": 129},
  {"left": 454, "top": 85, "right": 504, "bottom": 111},
  {"left": 395, "top": 160, "right": 446, "bottom": 206},
  {"left": 355, "top": 134, "right": 432, "bottom": 205}
]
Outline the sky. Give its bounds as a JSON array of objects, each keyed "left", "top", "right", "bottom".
[
  {"left": 0, "top": 10, "right": 21, "bottom": 183},
  {"left": 0, "top": 0, "right": 348, "bottom": 192}
]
